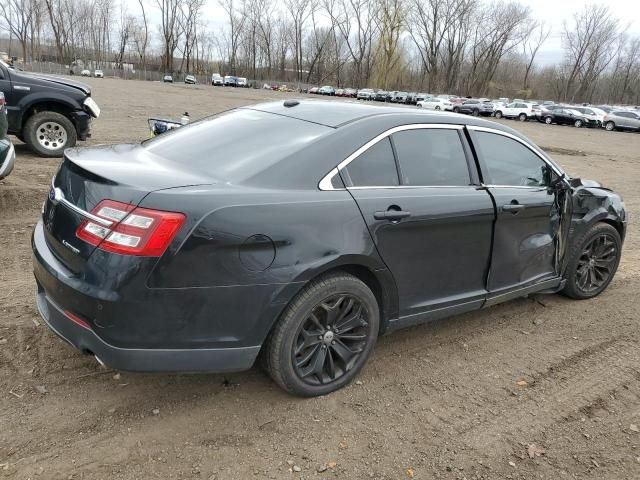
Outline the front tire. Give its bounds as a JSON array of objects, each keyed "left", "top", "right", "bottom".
[
  {"left": 574, "top": 119, "right": 583, "bottom": 128},
  {"left": 495, "top": 111, "right": 503, "bottom": 119},
  {"left": 23, "top": 111, "right": 77, "bottom": 158},
  {"left": 605, "top": 121, "right": 615, "bottom": 131},
  {"left": 545, "top": 116, "right": 553, "bottom": 124},
  {"left": 264, "top": 273, "right": 379, "bottom": 396},
  {"left": 562, "top": 223, "right": 622, "bottom": 299},
  {"left": 472, "top": 109, "right": 480, "bottom": 117},
  {"left": 518, "top": 113, "right": 527, "bottom": 121}
]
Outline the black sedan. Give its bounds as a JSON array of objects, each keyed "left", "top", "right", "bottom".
[
  {"left": 33, "top": 101, "right": 626, "bottom": 396},
  {"left": 541, "top": 107, "right": 593, "bottom": 127},
  {"left": 0, "top": 92, "right": 15, "bottom": 180}
]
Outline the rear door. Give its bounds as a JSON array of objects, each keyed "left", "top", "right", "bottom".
[
  {"left": 504, "top": 103, "right": 517, "bottom": 117},
  {"left": 342, "top": 125, "right": 495, "bottom": 323},
  {"left": 615, "top": 112, "right": 633, "bottom": 128},
  {"left": 468, "top": 127, "right": 571, "bottom": 304}
]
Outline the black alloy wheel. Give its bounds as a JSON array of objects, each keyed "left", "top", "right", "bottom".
[
  {"left": 563, "top": 223, "right": 622, "bottom": 299},
  {"left": 575, "top": 233, "right": 618, "bottom": 294},
  {"left": 264, "top": 273, "right": 379, "bottom": 396},
  {"left": 292, "top": 294, "right": 370, "bottom": 386}
]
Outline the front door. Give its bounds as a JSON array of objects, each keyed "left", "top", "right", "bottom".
[
  {"left": 341, "top": 126, "right": 495, "bottom": 324},
  {"left": 469, "top": 128, "right": 571, "bottom": 304}
]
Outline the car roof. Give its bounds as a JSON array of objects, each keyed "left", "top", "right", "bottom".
[{"left": 245, "top": 99, "right": 508, "bottom": 129}]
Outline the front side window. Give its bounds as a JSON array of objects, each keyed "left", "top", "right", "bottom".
[
  {"left": 342, "top": 137, "right": 399, "bottom": 187},
  {"left": 473, "top": 132, "right": 550, "bottom": 187},
  {"left": 392, "top": 129, "right": 470, "bottom": 186}
]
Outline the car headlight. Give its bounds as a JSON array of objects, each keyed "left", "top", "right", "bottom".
[{"left": 83, "top": 97, "right": 101, "bottom": 118}]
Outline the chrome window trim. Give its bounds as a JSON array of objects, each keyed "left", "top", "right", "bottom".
[
  {"left": 466, "top": 125, "right": 566, "bottom": 179},
  {"left": 346, "top": 185, "right": 479, "bottom": 190},
  {"left": 318, "top": 123, "right": 464, "bottom": 191}
]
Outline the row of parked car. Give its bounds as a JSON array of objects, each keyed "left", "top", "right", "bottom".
[{"left": 309, "top": 87, "right": 640, "bottom": 132}]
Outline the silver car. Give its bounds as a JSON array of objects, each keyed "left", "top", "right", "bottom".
[{"left": 603, "top": 110, "right": 640, "bottom": 132}]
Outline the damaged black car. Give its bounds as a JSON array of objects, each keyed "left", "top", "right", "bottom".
[{"left": 32, "top": 101, "right": 626, "bottom": 396}]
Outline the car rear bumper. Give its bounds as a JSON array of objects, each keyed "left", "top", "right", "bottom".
[
  {"left": 0, "top": 138, "right": 15, "bottom": 179},
  {"left": 35, "top": 289, "right": 260, "bottom": 373},
  {"left": 32, "top": 220, "right": 265, "bottom": 373}
]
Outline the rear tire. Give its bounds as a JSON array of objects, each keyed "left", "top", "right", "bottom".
[
  {"left": 494, "top": 111, "right": 503, "bottom": 119},
  {"left": 562, "top": 223, "right": 622, "bottom": 299},
  {"left": 574, "top": 119, "right": 583, "bottom": 128},
  {"left": 23, "top": 111, "right": 77, "bottom": 158},
  {"left": 472, "top": 109, "right": 480, "bottom": 117},
  {"left": 518, "top": 113, "right": 527, "bottom": 121},
  {"left": 264, "top": 272, "right": 379, "bottom": 396},
  {"left": 545, "top": 116, "right": 553, "bottom": 124},
  {"left": 435, "top": 105, "right": 441, "bottom": 110},
  {"left": 453, "top": 106, "right": 460, "bottom": 113}
]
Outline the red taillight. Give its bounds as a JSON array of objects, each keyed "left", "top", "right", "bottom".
[
  {"left": 0, "top": 94, "right": 5, "bottom": 107},
  {"left": 76, "top": 199, "right": 185, "bottom": 256}
]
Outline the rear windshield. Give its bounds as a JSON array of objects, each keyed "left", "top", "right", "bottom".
[{"left": 144, "top": 109, "right": 330, "bottom": 182}]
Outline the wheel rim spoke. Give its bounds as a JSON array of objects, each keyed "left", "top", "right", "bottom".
[{"left": 330, "top": 338, "right": 356, "bottom": 364}]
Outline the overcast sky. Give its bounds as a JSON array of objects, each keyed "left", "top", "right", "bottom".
[
  {"left": 139, "top": 0, "right": 640, "bottom": 66},
  {"left": 519, "top": 0, "right": 640, "bottom": 64}
]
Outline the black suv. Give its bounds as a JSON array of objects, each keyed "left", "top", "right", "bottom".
[
  {"left": 454, "top": 99, "right": 494, "bottom": 117},
  {"left": 0, "top": 61, "right": 100, "bottom": 157},
  {"left": 0, "top": 91, "right": 15, "bottom": 179}
]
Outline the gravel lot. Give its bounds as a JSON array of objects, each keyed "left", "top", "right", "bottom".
[{"left": 1, "top": 78, "right": 639, "bottom": 479}]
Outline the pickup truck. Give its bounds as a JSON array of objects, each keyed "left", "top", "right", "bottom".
[
  {"left": 0, "top": 91, "right": 15, "bottom": 179},
  {"left": 0, "top": 60, "right": 100, "bottom": 157}
]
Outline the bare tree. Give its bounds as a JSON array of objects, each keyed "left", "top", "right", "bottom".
[
  {"left": 522, "top": 21, "right": 550, "bottom": 90},
  {"left": 156, "top": 0, "right": 183, "bottom": 73},
  {"left": 562, "top": 4, "right": 620, "bottom": 102},
  {"left": 131, "top": 0, "right": 150, "bottom": 75},
  {"left": 0, "top": 0, "right": 37, "bottom": 62}
]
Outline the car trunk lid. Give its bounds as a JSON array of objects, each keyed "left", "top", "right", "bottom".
[{"left": 42, "top": 144, "right": 213, "bottom": 272}]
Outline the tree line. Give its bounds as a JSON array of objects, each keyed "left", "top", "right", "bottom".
[{"left": 1, "top": 0, "right": 639, "bottom": 104}]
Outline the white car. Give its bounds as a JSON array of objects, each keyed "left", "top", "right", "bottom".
[
  {"left": 211, "top": 73, "right": 223, "bottom": 86},
  {"left": 94, "top": 70, "right": 104, "bottom": 78},
  {"left": 417, "top": 97, "right": 453, "bottom": 111},
  {"left": 184, "top": 74, "right": 197, "bottom": 84},
  {"left": 237, "top": 77, "right": 248, "bottom": 87},
  {"left": 493, "top": 102, "right": 540, "bottom": 121},
  {"left": 572, "top": 106, "right": 606, "bottom": 126},
  {"left": 80, "top": 69, "right": 91, "bottom": 77}
]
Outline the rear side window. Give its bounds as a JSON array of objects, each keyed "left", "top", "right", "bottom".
[
  {"left": 144, "top": 109, "right": 329, "bottom": 182},
  {"left": 473, "top": 132, "right": 549, "bottom": 187},
  {"left": 343, "top": 137, "right": 399, "bottom": 187},
  {"left": 392, "top": 129, "right": 470, "bottom": 186}
]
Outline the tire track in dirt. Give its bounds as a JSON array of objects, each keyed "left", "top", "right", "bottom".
[{"left": 458, "top": 338, "right": 640, "bottom": 450}]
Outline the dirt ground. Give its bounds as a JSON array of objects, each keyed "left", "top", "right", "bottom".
[{"left": 1, "top": 78, "right": 639, "bottom": 480}]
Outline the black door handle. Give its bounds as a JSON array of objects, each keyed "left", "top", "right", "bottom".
[
  {"left": 374, "top": 210, "right": 411, "bottom": 221},
  {"left": 502, "top": 203, "right": 525, "bottom": 214}
]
